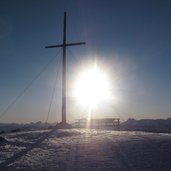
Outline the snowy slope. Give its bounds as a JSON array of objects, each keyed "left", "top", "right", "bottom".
[{"left": 0, "top": 129, "right": 171, "bottom": 171}]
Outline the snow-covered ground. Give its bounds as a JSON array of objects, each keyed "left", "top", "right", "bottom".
[{"left": 0, "top": 129, "right": 171, "bottom": 171}]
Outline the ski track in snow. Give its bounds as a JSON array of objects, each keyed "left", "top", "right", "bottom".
[{"left": 0, "top": 129, "right": 171, "bottom": 171}]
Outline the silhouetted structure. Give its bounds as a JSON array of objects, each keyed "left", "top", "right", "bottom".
[
  {"left": 74, "top": 118, "right": 120, "bottom": 130},
  {"left": 45, "top": 12, "right": 85, "bottom": 128}
]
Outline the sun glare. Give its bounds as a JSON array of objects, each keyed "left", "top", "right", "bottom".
[{"left": 74, "top": 65, "right": 111, "bottom": 107}]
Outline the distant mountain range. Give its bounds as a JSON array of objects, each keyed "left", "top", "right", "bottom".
[
  {"left": 121, "top": 118, "right": 171, "bottom": 133},
  {"left": 0, "top": 121, "right": 54, "bottom": 133},
  {"left": 1, "top": 118, "right": 171, "bottom": 133}
]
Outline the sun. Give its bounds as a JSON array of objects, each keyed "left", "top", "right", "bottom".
[{"left": 73, "top": 65, "right": 111, "bottom": 107}]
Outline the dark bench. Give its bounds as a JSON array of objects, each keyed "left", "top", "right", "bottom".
[{"left": 75, "top": 118, "right": 120, "bottom": 130}]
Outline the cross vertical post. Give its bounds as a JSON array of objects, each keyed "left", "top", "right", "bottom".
[
  {"left": 45, "top": 12, "right": 86, "bottom": 128},
  {"left": 62, "top": 12, "right": 67, "bottom": 123}
]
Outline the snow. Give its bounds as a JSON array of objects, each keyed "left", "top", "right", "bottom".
[{"left": 0, "top": 129, "right": 171, "bottom": 171}]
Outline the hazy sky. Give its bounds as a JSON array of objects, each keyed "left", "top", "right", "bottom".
[{"left": 0, "top": 0, "right": 171, "bottom": 123}]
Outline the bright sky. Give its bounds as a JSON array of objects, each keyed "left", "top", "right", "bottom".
[{"left": 0, "top": 0, "right": 171, "bottom": 123}]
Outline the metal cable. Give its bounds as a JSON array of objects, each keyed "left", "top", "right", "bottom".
[
  {"left": 45, "top": 54, "right": 62, "bottom": 127},
  {"left": 0, "top": 50, "right": 61, "bottom": 119}
]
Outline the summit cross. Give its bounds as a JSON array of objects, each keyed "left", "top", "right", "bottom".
[{"left": 45, "top": 12, "right": 86, "bottom": 128}]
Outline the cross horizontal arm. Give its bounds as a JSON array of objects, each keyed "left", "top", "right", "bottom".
[
  {"left": 66, "top": 42, "right": 86, "bottom": 46},
  {"left": 45, "top": 42, "right": 86, "bottom": 48},
  {"left": 45, "top": 44, "right": 63, "bottom": 48}
]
